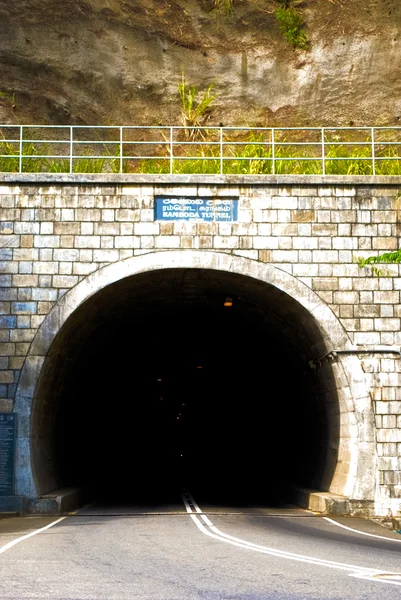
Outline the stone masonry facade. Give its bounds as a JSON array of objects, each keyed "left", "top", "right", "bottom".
[{"left": 1, "top": 176, "right": 401, "bottom": 514}]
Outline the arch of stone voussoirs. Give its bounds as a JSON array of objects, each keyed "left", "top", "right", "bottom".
[{"left": 14, "top": 250, "right": 376, "bottom": 501}]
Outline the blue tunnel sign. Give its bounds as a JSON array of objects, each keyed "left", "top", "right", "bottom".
[{"left": 154, "top": 196, "right": 239, "bottom": 222}]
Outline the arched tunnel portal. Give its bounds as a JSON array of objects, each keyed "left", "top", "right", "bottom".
[{"left": 18, "top": 252, "right": 375, "bottom": 510}]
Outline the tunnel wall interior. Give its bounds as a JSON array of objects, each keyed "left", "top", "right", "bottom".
[{"left": 31, "top": 268, "right": 345, "bottom": 508}]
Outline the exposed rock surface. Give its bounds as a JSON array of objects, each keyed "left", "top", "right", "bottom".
[{"left": 0, "top": 0, "right": 400, "bottom": 126}]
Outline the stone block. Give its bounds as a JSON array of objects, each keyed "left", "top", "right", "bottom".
[
  {"left": 272, "top": 224, "right": 297, "bottom": 236},
  {"left": 14, "top": 222, "right": 40, "bottom": 235},
  {"left": 40, "top": 223, "right": 54, "bottom": 235},
  {"left": 0, "top": 262, "right": 18, "bottom": 274},
  {"left": 312, "top": 224, "right": 338, "bottom": 236},
  {"left": 80, "top": 223, "right": 94, "bottom": 235},
  {"left": 141, "top": 209, "right": 154, "bottom": 222},
  {"left": 0, "top": 343, "right": 15, "bottom": 356},
  {"left": 0, "top": 249, "right": 13, "bottom": 261},
  {"left": 0, "top": 302, "right": 10, "bottom": 314},
  {"left": 373, "top": 291, "right": 399, "bottom": 304},
  {"left": 153, "top": 236, "right": 181, "bottom": 249},
  {"left": 199, "top": 237, "right": 212, "bottom": 249},
  {"left": 72, "top": 262, "right": 98, "bottom": 276},
  {"left": 0, "top": 371, "right": 13, "bottom": 384},
  {"left": 33, "top": 235, "right": 60, "bottom": 248},
  {"left": 293, "top": 237, "right": 318, "bottom": 250},
  {"left": 276, "top": 210, "right": 291, "bottom": 223},
  {"left": 59, "top": 262, "right": 72, "bottom": 275},
  {"left": 32, "top": 288, "right": 57, "bottom": 303},
  {"left": 0, "top": 235, "right": 20, "bottom": 248},
  {"left": 17, "top": 289, "right": 32, "bottom": 302},
  {"left": 0, "top": 316, "right": 16, "bottom": 328},
  {"left": 134, "top": 223, "right": 160, "bottom": 235},
  {"left": 76, "top": 209, "right": 100, "bottom": 221},
  {"left": 17, "top": 316, "right": 30, "bottom": 329},
  {"left": 382, "top": 415, "right": 397, "bottom": 429},
  {"left": 37, "top": 301, "right": 54, "bottom": 315},
  {"left": 94, "top": 222, "right": 119, "bottom": 235},
  {"left": 11, "top": 302, "right": 37, "bottom": 315},
  {"left": 12, "top": 275, "right": 38, "bottom": 288},
  {"left": 271, "top": 196, "right": 297, "bottom": 209},
  {"left": 373, "top": 237, "right": 398, "bottom": 250},
  {"left": 10, "top": 329, "right": 35, "bottom": 343},
  {"left": 52, "top": 275, "right": 78, "bottom": 288},
  {"left": 61, "top": 209, "right": 75, "bottom": 221},
  {"left": 115, "top": 209, "right": 140, "bottom": 222},
  {"left": 93, "top": 250, "right": 119, "bottom": 262},
  {"left": 253, "top": 237, "right": 279, "bottom": 250},
  {"left": 32, "top": 262, "right": 59, "bottom": 275},
  {"left": 74, "top": 236, "right": 100, "bottom": 249},
  {"left": 140, "top": 237, "right": 155, "bottom": 249},
  {"left": 377, "top": 429, "right": 401, "bottom": 443},
  {"left": 313, "top": 250, "right": 339, "bottom": 263},
  {"left": 53, "top": 249, "right": 79, "bottom": 262},
  {"left": 180, "top": 236, "right": 194, "bottom": 249},
  {"left": 114, "top": 236, "right": 141, "bottom": 249},
  {"left": 54, "top": 222, "right": 80, "bottom": 235}
]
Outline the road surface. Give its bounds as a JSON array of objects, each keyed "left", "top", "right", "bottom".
[{"left": 0, "top": 489, "right": 400, "bottom": 599}]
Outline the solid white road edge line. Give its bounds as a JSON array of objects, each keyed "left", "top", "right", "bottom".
[
  {"left": 323, "top": 516, "right": 401, "bottom": 543},
  {"left": 0, "top": 517, "right": 66, "bottom": 555},
  {"left": 181, "top": 491, "right": 401, "bottom": 587}
]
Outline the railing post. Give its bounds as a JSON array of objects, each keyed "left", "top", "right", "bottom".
[
  {"left": 371, "top": 127, "right": 376, "bottom": 176},
  {"left": 170, "top": 127, "right": 173, "bottom": 175},
  {"left": 69, "top": 126, "right": 73, "bottom": 174},
  {"left": 120, "top": 126, "right": 123, "bottom": 174},
  {"left": 19, "top": 126, "right": 23, "bottom": 173},
  {"left": 271, "top": 128, "right": 275, "bottom": 175},
  {"left": 321, "top": 127, "right": 326, "bottom": 176},
  {"left": 220, "top": 127, "right": 223, "bottom": 175}
]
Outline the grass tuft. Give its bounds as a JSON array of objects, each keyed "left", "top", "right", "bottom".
[{"left": 275, "top": 6, "right": 309, "bottom": 50}]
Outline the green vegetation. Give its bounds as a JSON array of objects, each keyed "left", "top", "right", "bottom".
[
  {"left": 178, "top": 73, "right": 217, "bottom": 138},
  {"left": 358, "top": 247, "right": 401, "bottom": 278},
  {"left": 2, "top": 132, "right": 401, "bottom": 175},
  {"left": 275, "top": 2, "right": 309, "bottom": 50},
  {"left": 213, "top": 0, "right": 233, "bottom": 17}
]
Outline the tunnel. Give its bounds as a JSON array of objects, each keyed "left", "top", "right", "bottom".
[{"left": 31, "top": 267, "right": 341, "bottom": 509}]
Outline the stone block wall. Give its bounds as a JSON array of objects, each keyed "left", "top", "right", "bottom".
[{"left": 1, "top": 177, "right": 401, "bottom": 512}]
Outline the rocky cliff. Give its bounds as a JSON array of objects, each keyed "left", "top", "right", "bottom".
[{"left": 1, "top": 0, "right": 400, "bottom": 126}]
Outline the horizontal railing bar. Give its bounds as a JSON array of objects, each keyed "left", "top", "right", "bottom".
[
  {"left": 2, "top": 124, "right": 401, "bottom": 131},
  {"left": 4, "top": 139, "right": 400, "bottom": 147},
  {"left": 3, "top": 124, "right": 401, "bottom": 130}
]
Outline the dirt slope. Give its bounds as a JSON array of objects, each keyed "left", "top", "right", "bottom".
[{"left": 0, "top": 0, "right": 400, "bottom": 126}]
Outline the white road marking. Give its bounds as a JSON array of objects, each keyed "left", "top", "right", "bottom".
[
  {"left": 181, "top": 490, "right": 401, "bottom": 587},
  {"left": 0, "top": 517, "right": 66, "bottom": 555},
  {"left": 323, "top": 516, "right": 401, "bottom": 543}
]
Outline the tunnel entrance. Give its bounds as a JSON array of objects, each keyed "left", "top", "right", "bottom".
[{"left": 31, "top": 266, "right": 341, "bottom": 509}]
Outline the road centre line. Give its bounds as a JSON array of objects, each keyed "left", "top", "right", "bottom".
[
  {"left": 323, "top": 516, "right": 401, "bottom": 543},
  {"left": 181, "top": 490, "right": 401, "bottom": 587},
  {"left": 0, "top": 517, "right": 66, "bottom": 555}
]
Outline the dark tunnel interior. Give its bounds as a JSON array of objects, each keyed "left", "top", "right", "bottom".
[{"left": 34, "top": 269, "right": 338, "bottom": 509}]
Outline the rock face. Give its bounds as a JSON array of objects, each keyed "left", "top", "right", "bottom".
[{"left": 1, "top": 0, "right": 401, "bottom": 126}]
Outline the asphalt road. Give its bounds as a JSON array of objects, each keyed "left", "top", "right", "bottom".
[{"left": 0, "top": 491, "right": 401, "bottom": 600}]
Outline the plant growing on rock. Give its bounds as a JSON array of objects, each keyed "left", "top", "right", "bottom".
[
  {"left": 213, "top": 0, "right": 233, "bottom": 17},
  {"left": 275, "top": 1, "right": 309, "bottom": 50},
  {"left": 178, "top": 73, "right": 217, "bottom": 140}
]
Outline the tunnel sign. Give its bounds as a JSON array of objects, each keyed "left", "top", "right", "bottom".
[
  {"left": 0, "top": 413, "right": 17, "bottom": 496},
  {"left": 154, "top": 196, "right": 239, "bottom": 222}
]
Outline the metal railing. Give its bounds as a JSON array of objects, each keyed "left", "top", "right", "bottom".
[{"left": 1, "top": 125, "right": 401, "bottom": 175}]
